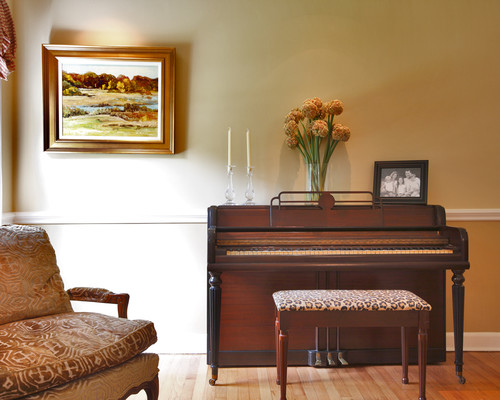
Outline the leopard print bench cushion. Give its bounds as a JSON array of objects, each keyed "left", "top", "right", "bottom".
[{"left": 273, "top": 289, "right": 431, "bottom": 312}]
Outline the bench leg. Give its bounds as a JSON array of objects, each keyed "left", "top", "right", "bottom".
[
  {"left": 401, "top": 326, "right": 409, "bottom": 384},
  {"left": 275, "top": 317, "right": 280, "bottom": 385},
  {"left": 418, "top": 327, "right": 428, "bottom": 400},
  {"left": 279, "top": 329, "right": 289, "bottom": 400}
]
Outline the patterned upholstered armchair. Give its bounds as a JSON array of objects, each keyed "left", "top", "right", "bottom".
[{"left": 0, "top": 225, "right": 159, "bottom": 400}]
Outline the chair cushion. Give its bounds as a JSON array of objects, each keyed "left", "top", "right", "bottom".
[
  {"left": 273, "top": 289, "right": 432, "bottom": 312},
  {"left": 0, "top": 225, "right": 72, "bottom": 325},
  {"left": 0, "top": 312, "right": 157, "bottom": 400},
  {"left": 18, "top": 353, "right": 159, "bottom": 400}
]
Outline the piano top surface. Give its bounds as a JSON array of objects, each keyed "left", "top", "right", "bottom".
[{"left": 209, "top": 204, "right": 447, "bottom": 230}]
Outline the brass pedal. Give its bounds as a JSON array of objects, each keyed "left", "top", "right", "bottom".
[
  {"left": 327, "top": 352, "right": 337, "bottom": 366},
  {"left": 315, "top": 351, "right": 322, "bottom": 366},
  {"left": 338, "top": 351, "right": 349, "bottom": 366}
]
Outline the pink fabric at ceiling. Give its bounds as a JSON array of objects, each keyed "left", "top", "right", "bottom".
[{"left": 0, "top": 0, "right": 16, "bottom": 80}]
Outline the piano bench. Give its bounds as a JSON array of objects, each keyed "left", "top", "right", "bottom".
[{"left": 273, "top": 289, "right": 431, "bottom": 400}]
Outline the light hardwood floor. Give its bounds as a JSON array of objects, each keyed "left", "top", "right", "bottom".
[{"left": 130, "top": 352, "right": 500, "bottom": 399}]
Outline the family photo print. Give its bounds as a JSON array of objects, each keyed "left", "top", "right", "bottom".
[{"left": 373, "top": 160, "right": 428, "bottom": 204}]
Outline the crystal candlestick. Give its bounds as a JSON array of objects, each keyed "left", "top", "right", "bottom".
[
  {"left": 224, "top": 165, "right": 236, "bottom": 205},
  {"left": 244, "top": 166, "right": 255, "bottom": 205}
]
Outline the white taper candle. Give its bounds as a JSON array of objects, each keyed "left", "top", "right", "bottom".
[
  {"left": 227, "top": 127, "right": 232, "bottom": 165},
  {"left": 246, "top": 128, "right": 251, "bottom": 168}
]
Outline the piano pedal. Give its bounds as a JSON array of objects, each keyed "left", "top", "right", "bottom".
[
  {"left": 308, "top": 350, "right": 348, "bottom": 367},
  {"left": 337, "top": 351, "right": 349, "bottom": 366},
  {"left": 315, "top": 351, "right": 322, "bottom": 366},
  {"left": 308, "top": 350, "right": 325, "bottom": 367},
  {"left": 327, "top": 352, "right": 337, "bottom": 366}
]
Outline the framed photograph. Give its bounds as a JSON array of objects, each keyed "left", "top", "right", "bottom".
[
  {"left": 373, "top": 160, "right": 428, "bottom": 204},
  {"left": 42, "top": 44, "right": 175, "bottom": 154}
]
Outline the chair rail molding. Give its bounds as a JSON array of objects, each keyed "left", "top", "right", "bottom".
[
  {"left": 2, "top": 208, "right": 499, "bottom": 225},
  {"left": 2, "top": 212, "right": 208, "bottom": 225},
  {"left": 445, "top": 209, "right": 500, "bottom": 221}
]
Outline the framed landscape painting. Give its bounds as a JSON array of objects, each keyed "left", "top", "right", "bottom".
[
  {"left": 373, "top": 160, "right": 428, "bottom": 204},
  {"left": 42, "top": 45, "right": 175, "bottom": 154}
]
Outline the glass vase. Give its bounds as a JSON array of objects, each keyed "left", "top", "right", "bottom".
[{"left": 306, "top": 163, "right": 328, "bottom": 202}]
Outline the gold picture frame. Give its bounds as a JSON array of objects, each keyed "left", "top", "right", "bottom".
[{"left": 42, "top": 44, "right": 175, "bottom": 154}]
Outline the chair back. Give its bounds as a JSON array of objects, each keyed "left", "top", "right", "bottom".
[{"left": 0, "top": 225, "right": 72, "bottom": 325}]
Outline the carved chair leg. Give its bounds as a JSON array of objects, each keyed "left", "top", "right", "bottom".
[
  {"left": 118, "top": 375, "right": 159, "bottom": 400},
  {"left": 144, "top": 375, "right": 159, "bottom": 400}
]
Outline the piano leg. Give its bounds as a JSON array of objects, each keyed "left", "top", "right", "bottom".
[
  {"left": 451, "top": 269, "right": 466, "bottom": 384},
  {"left": 208, "top": 271, "right": 222, "bottom": 386}
]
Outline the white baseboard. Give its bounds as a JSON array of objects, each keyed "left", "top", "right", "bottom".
[{"left": 446, "top": 332, "right": 500, "bottom": 351}]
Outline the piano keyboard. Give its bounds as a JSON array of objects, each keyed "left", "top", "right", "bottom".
[{"left": 227, "top": 248, "right": 454, "bottom": 256}]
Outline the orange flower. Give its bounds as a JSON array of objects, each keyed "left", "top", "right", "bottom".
[
  {"left": 285, "top": 135, "right": 298, "bottom": 149},
  {"left": 301, "top": 101, "right": 319, "bottom": 119},
  {"left": 341, "top": 126, "right": 351, "bottom": 141},
  {"left": 284, "top": 120, "right": 299, "bottom": 136},
  {"left": 332, "top": 123, "right": 351, "bottom": 141},
  {"left": 317, "top": 105, "right": 326, "bottom": 120},
  {"left": 325, "top": 99, "right": 344, "bottom": 116},
  {"left": 285, "top": 108, "right": 303, "bottom": 123},
  {"left": 308, "top": 97, "right": 323, "bottom": 110},
  {"left": 311, "top": 120, "right": 328, "bottom": 138}
]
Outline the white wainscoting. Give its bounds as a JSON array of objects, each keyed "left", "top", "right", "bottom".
[{"left": 3, "top": 208, "right": 499, "bottom": 353}]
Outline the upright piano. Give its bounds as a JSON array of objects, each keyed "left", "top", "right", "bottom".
[{"left": 207, "top": 192, "right": 469, "bottom": 385}]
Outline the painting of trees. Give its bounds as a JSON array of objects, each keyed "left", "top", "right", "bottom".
[{"left": 62, "top": 71, "right": 158, "bottom": 95}]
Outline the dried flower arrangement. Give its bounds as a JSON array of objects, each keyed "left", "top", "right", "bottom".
[{"left": 284, "top": 97, "right": 351, "bottom": 195}]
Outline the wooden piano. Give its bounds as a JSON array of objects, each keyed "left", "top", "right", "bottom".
[{"left": 207, "top": 192, "right": 469, "bottom": 385}]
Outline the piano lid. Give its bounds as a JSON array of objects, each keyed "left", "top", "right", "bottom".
[{"left": 209, "top": 192, "right": 447, "bottom": 231}]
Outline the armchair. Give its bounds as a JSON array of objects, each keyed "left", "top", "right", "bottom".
[{"left": 0, "top": 225, "right": 159, "bottom": 400}]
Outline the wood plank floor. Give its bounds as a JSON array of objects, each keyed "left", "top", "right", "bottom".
[{"left": 129, "top": 352, "right": 500, "bottom": 399}]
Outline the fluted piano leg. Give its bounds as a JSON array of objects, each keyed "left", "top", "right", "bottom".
[
  {"left": 452, "top": 269, "right": 466, "bottom": 384},
  {"left": 208, "top": 271, "right": 222, "bottom": 386}
]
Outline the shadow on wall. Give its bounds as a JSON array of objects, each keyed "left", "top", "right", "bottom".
[{"left": 275, "top": 142, "right": 300, "bottom": 195}]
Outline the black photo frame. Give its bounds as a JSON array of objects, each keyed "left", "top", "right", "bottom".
[{"left": 373, "top": 160, "right": 428, "bottom": 204}]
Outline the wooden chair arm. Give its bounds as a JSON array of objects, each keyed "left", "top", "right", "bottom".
[{"left": 67, "top": 287, "right": 130, "bottom": 318}]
